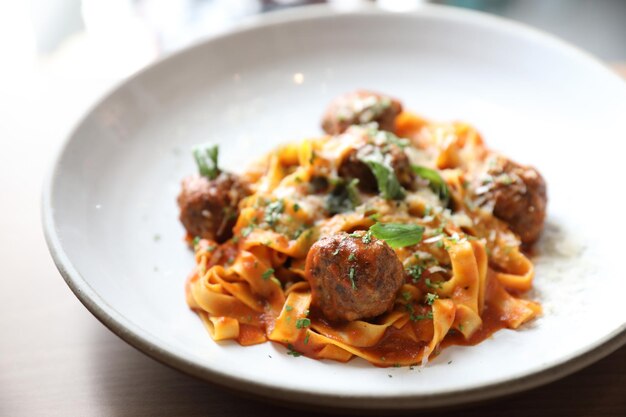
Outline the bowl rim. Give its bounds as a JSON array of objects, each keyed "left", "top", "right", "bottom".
[{"left": 42, "top": 3, "right": 626, "bottom": 410}]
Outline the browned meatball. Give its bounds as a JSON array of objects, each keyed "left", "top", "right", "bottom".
[
  {"left": 338, "top": 143, "right": 414, "bottom": 193},
  {"left": 305, "top": 231, "right": 404, "bottom": 321},
  {"left": 322, "top": 90, "right": 403, "bottom": 135},
  {"left": 178, "top": 173, "right": 250, "bottom": 243},
  {"left": 475, "top": 156, "right": 547, "bottom": 244}
]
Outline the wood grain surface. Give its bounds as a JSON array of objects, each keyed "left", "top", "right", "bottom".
[{"left": 1, "top": 67, "right": 624, "bottom": 417}]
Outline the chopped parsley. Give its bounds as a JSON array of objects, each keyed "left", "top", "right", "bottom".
[
  {"left": 291, "top": 225, "right": 308, "bottom": 240},
  {"left": 411, "top": 165, "right": 450, "bottom": 206},
  {"left": 193, "top": 143, "right": 220, "bottom": 179},
  {"left": 292, "top": 203, "right": 300, "bottom": 212},
  {"left": 295, "top": 318, "right": 311, "bottom": 329},
  {"left": 383, "top": 131, "right": 410, "bottom": 148},
  {"left": 332, "top": 247, "right": 340, "bottom": 256},
  {"left": 362, "top": 230, "right": 373, "bottom": 244},
  {"left": 192, "top": 236, "right": 201, "bottom": 248},
  {"left": 406, "top": 264, "right": 424, "bottom": 282},
  {"left": 425, "top": 293, "right": 439, "bottom": 305},
  {"left": 304, "top": 332, "right": 310, "bottom": 345},
  {"left": 261, "top": 268, "right": 275, "bottom": 280},
  {"left": 425, "top": 278, "right": 444, "bottom": 289},
  {"left": 264, "top": 200, "right": 285, "bottom": 228},
  {"left": 285, "top": 305, "right": 293, "bottom": 312},
  {"left": 405, "top": 303, "right": 434, "bottom": 321},
  {"left": 348, "top": 266, "right": 357, "bottom": 289},
  {"left": 369, "top": 223, "right": 424, "bottom": 248},
  {"left": 286, "top": 344, "right": 302, "bottom": 357},
  {"left": 413, "top": 311, "right": 434, "bottom": 321},
  {"left": 401, "top": 291, "right": 412, "bottom": 301},
  {"left": 241, "top": 225, "right": 254, "bottom": 237},
  {"left": 348, "top": 252, "right": 356, "bottom": 261}
]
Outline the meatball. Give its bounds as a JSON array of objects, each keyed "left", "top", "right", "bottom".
[
  {"left": 338, "top": 143, "right": 413, "bottom": 193},
  {"left": 178, "top": 173, "right": 250, "bottom": 243},
  {"left": 305, "top": 231, "right": 404, "bottom": 321},
  {"left": 476, "top": 156, "right": 547, "bottom": 244},
  {"left": 322, "top": 90, "right": 403, "bottom": 135}
]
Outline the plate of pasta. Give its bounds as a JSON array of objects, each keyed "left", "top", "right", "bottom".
[{"left": 43, "top": 4, "right": 626, "bottom": 410}]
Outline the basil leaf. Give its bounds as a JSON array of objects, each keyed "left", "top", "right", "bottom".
[
  {"left": 359, "top": 150, "right": 406, "bottom": 201},
  {"left": 369, "top": 222, "right": 425, "bottom": 248},
  {"left": 326, "top": 178, "right": 361, "bottom": 215},
  {"left": 411, "top": 165, "right": 450, "bottom": 206},
  {"left": 193, "top": 143, "right": 220, "bottom": 179}
]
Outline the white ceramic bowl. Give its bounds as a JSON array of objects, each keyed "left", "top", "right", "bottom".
[{"left": 43, "top": 4, "right": 626, "bottom": 410}]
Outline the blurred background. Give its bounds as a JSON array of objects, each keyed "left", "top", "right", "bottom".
[
  {"left": 2, "top": 0, "right": 625, "bottom": 144},
  {"left": 2, "top": 0, "right": 626, "bottom": 133}
]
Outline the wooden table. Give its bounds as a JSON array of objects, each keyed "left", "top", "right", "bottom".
[{"left": 1, "top": 68, "right": 624, "bottom": 417}]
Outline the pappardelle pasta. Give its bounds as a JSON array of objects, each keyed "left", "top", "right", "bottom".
[{"left": 178, "top": 91, "right": 546, "bottom": 367}]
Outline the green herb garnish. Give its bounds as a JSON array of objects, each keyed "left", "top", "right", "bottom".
[
  {"left": 325, "top": 178, "right": 361, "bottom": 215},
  {"left": 241, "top": 219, "right": 256, "bottom": 237},
  {"left": 359, "top": 150, "right": 406, "bottom": 201},
  {"left": 425, "top": 293, "right": 439, "bottom": 305},
  {"left": 369, "top": 223, "right": 424, "bottom": 248},
  {"left": 262, "top": 268, "right": 275, "bottom": 280},
  {"left": 348, "top": 266, "right": 357, "bottom": 289},
  {"left": 411, "top": 311, "right": 434, "bottom": 321},
  {"left": 412, "top": 165, "right": 450, "bottom": 206},
  {"left": 383, "top": 131, "right": 409, "bottom": 148},
  {"left": 295, "top": 318, "right": 311, "bottom": 329},
  {"left": 406, "top": 264, "right": 424, "bottom": 282},
  {"left": 286, "top": 344, "right": 302, "bottom": 357},
  {"left": 264, "top": 200, "right": 285, "bottom": 227},
  {"left": 193, "top": 143, "right": 220, "bottom": 179},
  {"left": 425, "top": 278, "right": 444, "bottom": 289}
]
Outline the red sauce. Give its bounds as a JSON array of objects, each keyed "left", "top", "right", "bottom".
[{"left": 442, "top": 303, "right": 505, "bottom": 349}]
